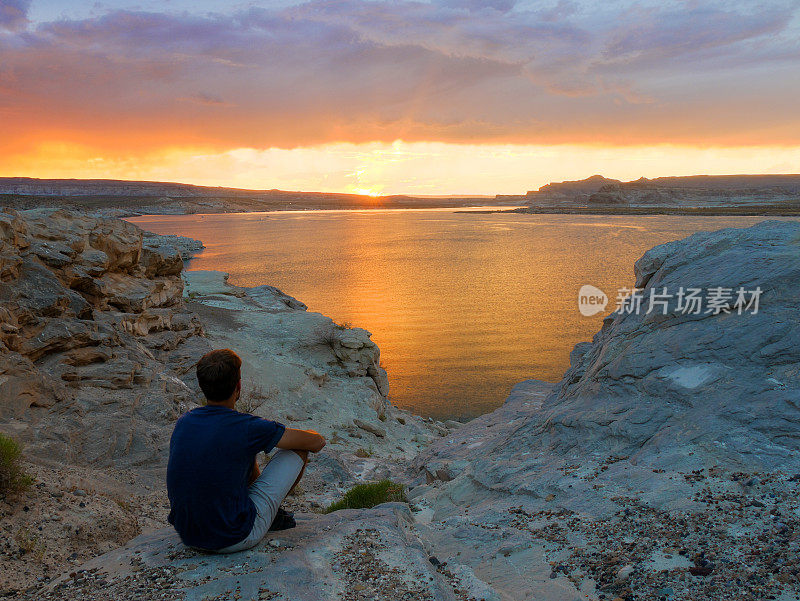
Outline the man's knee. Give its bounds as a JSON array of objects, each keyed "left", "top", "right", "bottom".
[{"left": 291, "top": 449, "right": 309, "bottom": 463}]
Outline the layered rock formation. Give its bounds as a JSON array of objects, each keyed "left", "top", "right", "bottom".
[
  {"left": 525, "top": 174, "right": 621, "bottom": 203},
  {"left": 0, "top": 208, "right": 207, "bottom": 477},
  {"left": 514, "top": 174, "right": 800, "bottom": 212},
  {"left": 588, "top": 175, "right": 800, "bottom": 208}
]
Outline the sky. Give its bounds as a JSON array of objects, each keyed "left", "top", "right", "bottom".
[{"left": 1, "top": 0, "right": 799, "bottom": 195}]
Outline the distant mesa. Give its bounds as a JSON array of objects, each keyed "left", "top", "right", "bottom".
[
  {"left": 526, "top": 174, "right": 621, "bottom": 200},
  {"left": 517, "top": 173, "right": 800, "bottom": 213}
]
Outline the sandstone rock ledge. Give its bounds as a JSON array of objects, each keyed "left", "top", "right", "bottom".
[
  {"left": 0, "top": 208, "right": 210, "bottom": 592},
  {"left": 37, "top": 504, "right": 470, "bottom": 601},
  {"left": 179, "top": 269, "right": 455, "bottom": 502},
  {"left": 0, "top": 208, "right": 208, "bottom": 476}
]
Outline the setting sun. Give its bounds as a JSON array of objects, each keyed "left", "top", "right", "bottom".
[{"left": 348, "top": 186, "right": 384, "bottom": 198}]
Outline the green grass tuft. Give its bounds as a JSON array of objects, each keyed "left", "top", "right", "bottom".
[
  {"left": 325, "top": 480, "right": 406, "bottom": 513},
  {"left": 0, "top": 433, "right": 33, "bottom": 496}
]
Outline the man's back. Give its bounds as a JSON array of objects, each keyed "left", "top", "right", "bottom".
[{"left": 166, "top": 405, "right": 284, "bottom": 550}]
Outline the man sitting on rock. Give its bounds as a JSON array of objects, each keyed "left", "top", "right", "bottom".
[{"left": 167, "top": 348, "right": 326, "bottom": 553}]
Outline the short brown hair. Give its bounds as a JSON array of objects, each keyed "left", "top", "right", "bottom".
[{"left": 196, "top": 349, "right": 242, "bottom": 402}]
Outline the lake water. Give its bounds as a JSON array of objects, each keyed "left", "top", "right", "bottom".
[{"left": 128, "top": 209, "right": 797, "bottom": 420}]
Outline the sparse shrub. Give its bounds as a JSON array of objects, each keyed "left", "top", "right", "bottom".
[
  {"left": 308, "top": 324, "right": 339, "bottom": 349},
  {"left": 15, "top": 527, "right": 45, "bottom": 559},
  {"left": 325, "top": 480, "right": 406, "bottom": 513},
  {"left": 0, "top": 433, "right": 33, "bottom": 496}
]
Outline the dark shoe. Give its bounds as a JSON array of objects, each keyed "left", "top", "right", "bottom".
[{"left": 269, "top": 507, "right": 296, "bottom": 531}]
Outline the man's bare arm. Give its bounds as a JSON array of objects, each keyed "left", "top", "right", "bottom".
[{"left": 276, "top": 428, "right": 326, "bottom": 453}]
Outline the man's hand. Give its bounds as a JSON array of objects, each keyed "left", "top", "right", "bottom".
[
  {"left": 247, "top": 457, "right": 261, "bottom": 486},
  {"left": 277, "top": 428, "right": 326, "bottom": 453}
]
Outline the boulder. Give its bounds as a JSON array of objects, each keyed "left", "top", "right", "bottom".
[{"left": 353, "top": 418, "right": 387, "bottom": 438}]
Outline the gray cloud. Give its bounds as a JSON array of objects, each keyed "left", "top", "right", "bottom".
[{"left": 0, "top": 0, "right": 30, "bottom": 30}]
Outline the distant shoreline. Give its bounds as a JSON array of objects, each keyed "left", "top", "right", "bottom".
[
  {"left": 6, "top": 191, "right": 798, "bottom": 218},
  {"left": 462, "top": 205, "right": 800, "bottom": 216},
  {"left": 3, "top": 172, "right": 800, "bottom": 217},
  {"left": 0, "top": 193, "right": 516, "bottom": 217}
]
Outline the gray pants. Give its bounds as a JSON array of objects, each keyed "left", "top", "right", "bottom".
[{"left": 214, "top": 449, "right": 305, "bottom": 553}]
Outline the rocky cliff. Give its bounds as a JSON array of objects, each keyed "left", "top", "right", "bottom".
[
  {"left": 0, "top": 208, "right": 208, "bottom": 476},
  {"left": 0, "top": 208, "right": 213, "bottom": 592},
  {"left": 589, "top": 176, "right": 800, "bottom": 208},
  {"left": 526, "top": 175, "right": 621, "bottom": 201},
  {"left": 179, "top": 269, "right": 454, "bottom": 502},
  {"left": 416, "top": 220, "right": 800, "bottom": 502}
]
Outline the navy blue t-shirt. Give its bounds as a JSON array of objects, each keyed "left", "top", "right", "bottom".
[{"left": 166, "top": 405, "right": 285, "bottom": 550}]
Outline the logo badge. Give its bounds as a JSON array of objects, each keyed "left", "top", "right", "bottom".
[{"left": 578, "top": 284, "right": 608, "bottom": 317}]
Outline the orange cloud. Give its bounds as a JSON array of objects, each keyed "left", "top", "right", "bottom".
[{"left": 0, "top": 1, "right": 799, "bottom": 154}]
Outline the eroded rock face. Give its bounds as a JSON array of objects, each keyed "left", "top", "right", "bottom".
[
  {"left": 415, "top": 221, "right": 800, "bottom": 513},
  {"left": 546, "top": 220, "right": 800, "bottom": 475},
  {"left": 0, "top": 208, "right": 207, "bottom": 476}
]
